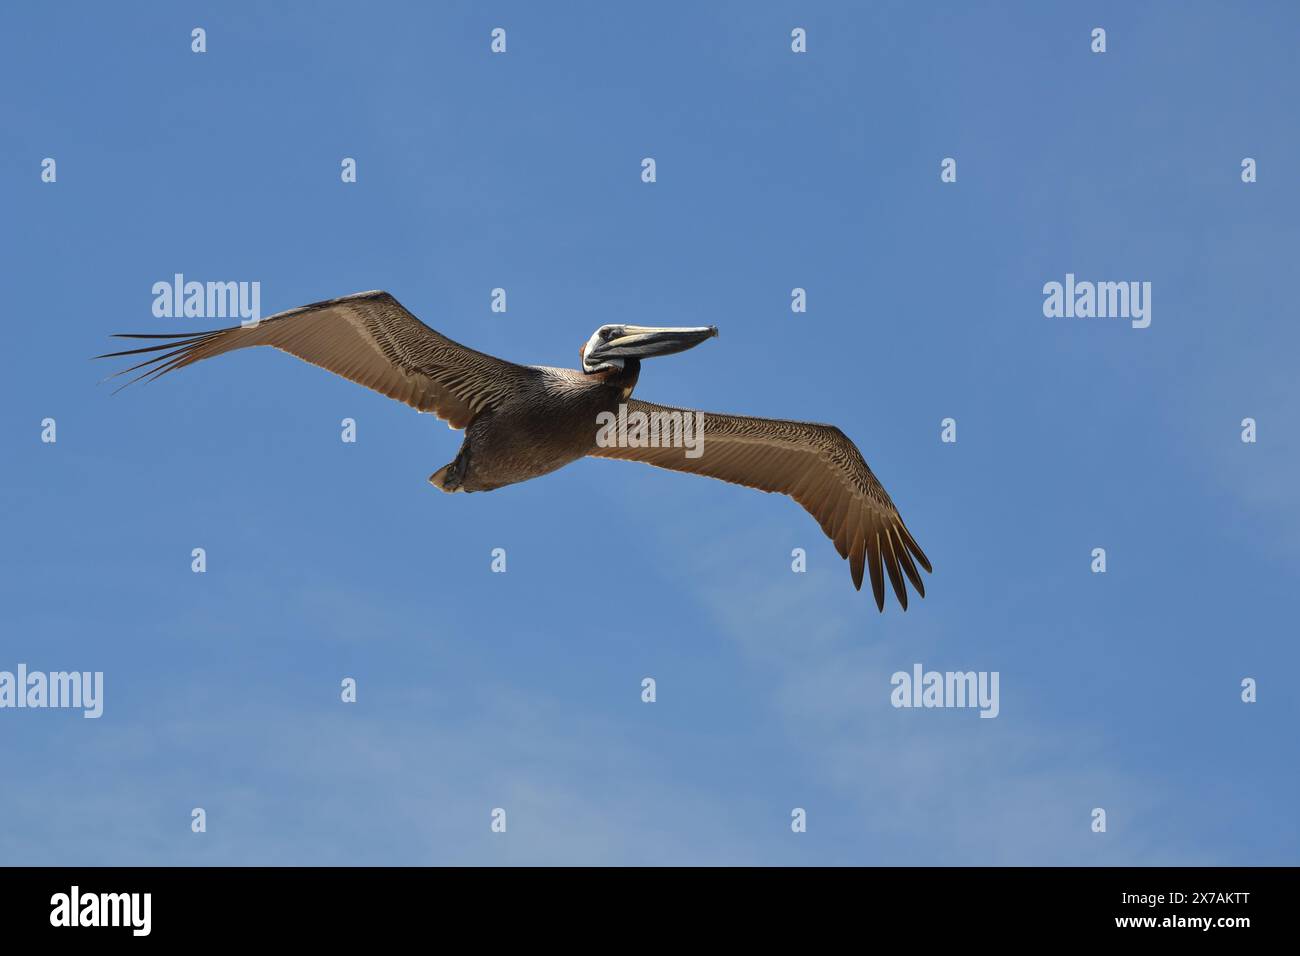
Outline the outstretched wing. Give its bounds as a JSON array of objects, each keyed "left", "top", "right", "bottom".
[
  {"left": 98, "top": 290, "right": 536, "bottom": 429},
  {"left": 587, "top": 399, "right": 931, "bottom": 610}
]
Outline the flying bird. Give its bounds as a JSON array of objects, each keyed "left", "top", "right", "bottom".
[{"left": 99, "top": 291, "right": 931, "bottom": 609}]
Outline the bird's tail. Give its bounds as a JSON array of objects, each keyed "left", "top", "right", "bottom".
[{"left": 428, "top": 464, "right": 463, "bottom": 493}]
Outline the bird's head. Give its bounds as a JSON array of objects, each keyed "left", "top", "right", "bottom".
[{"left": 580, "top": 324, "right": 718, "bottom": 374}]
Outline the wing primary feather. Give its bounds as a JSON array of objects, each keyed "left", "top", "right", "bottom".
[
  {"left": 846, "top": 508, "right": 866, "bottom": 591},
  {"left": 109, "top": 330, "right": 221, "bottom": 340},
  {"left": 867, "top": 531, "right": 886, "bottom": 612},
  {"left": 894, "top": 528, "right": 926, "bottom": 597},
  {"left": 849, "top": 540, "right": 866, "bottom": 590},
  {"left": 95, "top": 334, "right": 216, "bottom": 360},
  {"left": 898, "top": 523, "right": 933, "bottom": 573},
  {"left": 102, "top": 343, "right": 200, "bottom": 384},
  {"left": 112, "top": 352, "right": 195, "bottom": 392},
  {"left": 882, "top": 528, "right": 909, "bottom": 611}
]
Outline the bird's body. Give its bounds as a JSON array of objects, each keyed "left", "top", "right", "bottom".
[
  {"left": 101, "top": 290, "right": 931, "bottom": 610},
  {"left": 435, "top": 365, "right": 629, "bottom": 492}
]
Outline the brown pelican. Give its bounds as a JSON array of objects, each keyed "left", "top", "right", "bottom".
[{"left": 99, "top": 291, "right": 931, "bottom": 609}]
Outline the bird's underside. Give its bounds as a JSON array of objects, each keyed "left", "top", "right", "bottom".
[{"left": 99, "top": 290, "right": 931, "bottom": 609}]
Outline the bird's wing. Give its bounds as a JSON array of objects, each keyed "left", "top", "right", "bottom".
[
  {"left": 98, "top": 290, "right": 537, "bottom": 429},
  {"left": 587, "top": 398, "right": 931, "bottom": 610}
]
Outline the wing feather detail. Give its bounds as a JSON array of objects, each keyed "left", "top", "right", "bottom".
[
  {"left": 97, "top": 290, "right": 536, "bottom": 429},
  {"left": 587, "top": 399, "right": 931, "bottom": 609}
]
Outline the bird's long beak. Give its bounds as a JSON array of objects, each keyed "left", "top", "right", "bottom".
[{"left": 587, "top": 325, "right": 718, "bottom": 362}]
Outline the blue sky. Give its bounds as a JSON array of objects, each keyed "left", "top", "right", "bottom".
[{"left": 1, "top": 1, "right": 1296, "bottom": 865}]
